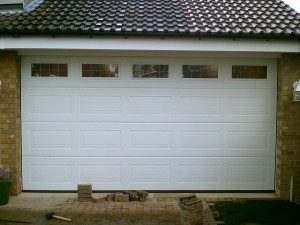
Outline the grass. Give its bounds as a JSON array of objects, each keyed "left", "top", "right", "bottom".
[{"left": 215, "top": 200, "right": 300, "bottom": 225}]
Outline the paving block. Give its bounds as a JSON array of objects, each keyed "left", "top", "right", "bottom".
[
  {"left": 77, "top": 183, "right": 92, "bottom": 190},
  {"left": 115, "top": 193, "right": 130, "bottom": 202},
  {"left": 138, "top": 197, "right": 147, "bottom": 202},
  {"left": 78, "top": 197, "right": 92, "bottom": 202},
  {"left": 107, "top": 193, "right": 115, "bottom": 202},
  {"left": 179, "top": 194, "right": 196, "bottom": 204},
  {"left": 123, "top": 190, "right": 138, "bottom": 201},
  {"left": 77, "top": 189, "right": 92, "bottom": 194},
  {"left": 179, "top": 200, "right": 203, "bottom": 211},
  {"left": 92, "top": 196, "right": 107, "bottom": 203},
  {"left": 136, "top": 190, "right": 148, "bottom": 199},
  {"left": 180, "top": 209, "right": 204, "bottom": 225},
  {"left": 78, "top": 193, "right": 92, "bottom": 198}
]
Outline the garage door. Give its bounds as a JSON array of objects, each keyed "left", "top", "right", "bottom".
[{"left": 21, "top": 56, "right": 276, "bottom": 190}]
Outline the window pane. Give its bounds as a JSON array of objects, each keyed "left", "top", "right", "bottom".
[
  {"left": 31, "top": 63, "right": 68, "bottom": 77},
  {"left": 133, "top": 64, "right": 169, "bottom": 78},
  {"left": 182, "top": 65, "right": 218, "bottom": 78},
  {"left": 82, "top": 64, "right": 119, "bottom": 78},
  {"left": 232, "top": 65, "right": 267, "bottom": 79}
]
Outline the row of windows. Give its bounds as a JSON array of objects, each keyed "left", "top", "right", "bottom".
[{"left": 31, "top": 64, "right": 268, "bottom": 79}]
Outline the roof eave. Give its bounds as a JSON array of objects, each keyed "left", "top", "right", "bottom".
[{"left": 1, "top": 30, "right": 300, "bottom": 40}]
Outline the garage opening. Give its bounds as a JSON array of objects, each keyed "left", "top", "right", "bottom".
[{"left": 21, "top": 56, "right": 276, "bottom": 191}]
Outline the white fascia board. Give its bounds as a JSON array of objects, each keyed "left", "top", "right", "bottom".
[
  {"left": 0, "top": 0, "right": 23, "bottom": 4},
  {"left": 1, "top": 36, "right": 300, "bottom": 53}
]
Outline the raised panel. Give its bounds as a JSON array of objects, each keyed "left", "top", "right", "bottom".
[
  {"left": 29, "top": 164, "right": 72, "bottom": 183},
  {"left": 228, "top": 97, "right": 270, "bottom": 116},
  {"left": 130, "top": 164, "right": 171, "bottom": 183},
  {"left": 130, "top": 96, "right": 171, "bottom": 115},
  {"left": 228, "top": 131, "right": 269, "bottom": 150},
  {"left": 179, "top": 97, "right": 221, "bottom": 115},
  {"left": 79, "top": 164, "right": 121, "bottom": 183},
  {"left": 130, "top": 130, "right": 172, "bottom": 150},
  {"left": 80, "top": 130, "right": 122, "bottom": 149},
  {"left": 228, "top": 165, "right": 268, "bottom": 183},
  {"left": 180, "top": 131, "right": 221, "bottom": 150},
  {"left": 178, "top": 164, "right": 220, "bottom": 183},
  {"left": 29, "top": 95, "right": 71, "bottom": 115},
  {"left": 79, "top": 96, "right": 122, "bottom": 114},
  {"left": 29, "top": 130, "right": 71, "bottom": 149}
]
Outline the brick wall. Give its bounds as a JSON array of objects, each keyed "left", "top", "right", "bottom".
[
  {"left": 276, "top": 53, "right": 300, "bottom": 201},
  {"left": 0, "top": 51, "right": 21, "bottom": 195}
]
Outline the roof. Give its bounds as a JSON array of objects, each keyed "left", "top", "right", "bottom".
[{"left": 0, "top": 0, "right": 299, "bottom": 40}]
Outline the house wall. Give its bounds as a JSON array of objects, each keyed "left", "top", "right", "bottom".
[
  {"left": 0, "top": 50, "right": 299, "bottom": 198},
  {"left": 0, "top": 51, "right": 21, "bottom": 195},
  {"left": 276, "top": 53, "right": 300, "bottom": 201}
]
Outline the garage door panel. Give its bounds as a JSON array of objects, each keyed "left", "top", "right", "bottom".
[
  {"left": 29, "top": 130, "right": 72, "bottom": 149},
  {"left": 22, "top": 157, "right": 274, "bottom": 190},
  {"left": 79, "top": 96, "right": 123, "bottom": 115},
  {"left": 23, "top": 88, "right": 275, "bottom": 123},
  {"left": 23, "top": 162, "right": 77, "bottom": 190},
  {"left": 80, "top": 130, "right": 122, "bottom": 150},
  {"left": 79, "top": 164, "right": 123, "bottom": 184},
  {"left": 22, "top": 122, "right": 275, "bottom": 157},
  {"left": 22, "top": 56, "right": 276, "bottom": 191}
]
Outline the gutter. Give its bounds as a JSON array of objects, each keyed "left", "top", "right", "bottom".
[{"left": 0, "top": 30, "right": 300, "bottom": 41}]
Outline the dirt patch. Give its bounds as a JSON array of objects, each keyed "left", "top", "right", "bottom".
[
  {"left": 215, "top": 200, "right": 300, "bottom": 225},
  {"left": 0, "top": 208, "right": 180, "bottom": 225}
]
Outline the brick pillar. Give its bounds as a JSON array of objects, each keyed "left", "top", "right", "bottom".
[
  {"left": 0, "top": 51, "right": 21, "bottom": 195},
  {"left": 276, "top": 53, "right": 300, "bottom": 201}
]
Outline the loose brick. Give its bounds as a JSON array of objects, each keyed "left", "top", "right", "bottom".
[
  {"left": 136, "top": 190, "right": 148, "bottom": 199},
  {"left": 78, "top": 193, "right": 92, "bottom": 198},
  {"left": 115, "top": 193, "right": 130, "bottom": 202},
  {"left": 77, "top": 183, "right": 92, "bottom": 191},
  {"left": 179, "top": 194, "right": 197, "bottom": 204},
  {"left": 179, "top": 200, "right": 203, "bottom": 212},
  {"left": 123, "top": 190, "right": 138, "bottom": 201},
  {"left": 107, "top": 193, "right": 115, "bottom": 202}
]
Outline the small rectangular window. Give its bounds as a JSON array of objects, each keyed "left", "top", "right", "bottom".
[
  {"left": 133, "top": 64, "right": 169, "bottom": 78},
  {"left": 232, "top": 65, "right": 267, "bottom": 79},
  {"left": 82, "top": 64, "right": 119, "bottom": 78},
  {"left": 31, "top": 64, "right": 68, "bottom": 77},
  {"left": 182, "top": 65, "right": 218, "bottom": 78}
]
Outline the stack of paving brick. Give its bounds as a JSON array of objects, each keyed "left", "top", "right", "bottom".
[
  {"left": 107, "top": 190, "right": 148, "bottom": 202},
  {"left": 77, "top": 184, "right": 93, "bottom": 202},
  {"left": 178, "top": 194, "right": 204, "bottom": 225}
]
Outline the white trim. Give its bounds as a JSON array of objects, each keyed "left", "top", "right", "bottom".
[
  {"left": 0, "top": 0, "right": 22, "bottom": 4},
  {"left": 1, "top": 36, "right": 299, "bottom": 52},
  {"left": 17, "top": 50, "right": 282, "bottom": 58}
]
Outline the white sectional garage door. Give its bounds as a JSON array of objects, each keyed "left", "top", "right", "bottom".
[{"left": 21, "top": 56, "right": 276, "bottom": 190}]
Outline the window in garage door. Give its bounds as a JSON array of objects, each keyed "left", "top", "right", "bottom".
[
  {"left": 82, "top": 64, "right": 119, "bottom": 78},
  {"left": 133, "top": 64, "right": 169, "bottom": 78},
  {"left": 182, "top": 65, "right": 218, "bottom": 78},
  {"left": 31, "top": 63, "right": 68, "bottom": 77}
]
